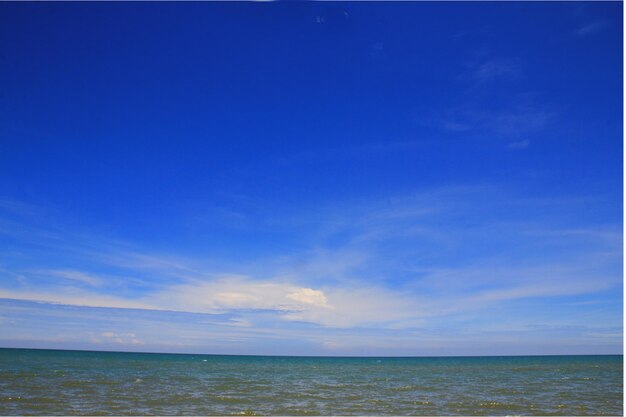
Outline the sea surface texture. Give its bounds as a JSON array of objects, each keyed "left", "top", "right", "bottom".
[{"left": 0, "top": 348, "right": 622, "bottom": 415}]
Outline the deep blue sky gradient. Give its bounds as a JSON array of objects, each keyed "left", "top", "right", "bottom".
[{"left": 0, "top": 2, "right": 622, "bottom": 355}]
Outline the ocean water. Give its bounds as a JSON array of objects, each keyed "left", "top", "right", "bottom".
[{"left": 0, "top": 348, "right": 622, "bottom": 416}]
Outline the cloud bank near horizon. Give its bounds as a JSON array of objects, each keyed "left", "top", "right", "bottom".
[{"left": 0, "top": 184, "right": 621, "bottom": 355}]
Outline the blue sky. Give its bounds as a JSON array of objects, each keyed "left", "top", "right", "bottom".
[{"left": 0, "top": 2, "right": 622, "bottom": 356}]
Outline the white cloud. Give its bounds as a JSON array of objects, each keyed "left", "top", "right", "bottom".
[
  {"left": 148, "top": 276, "right": 419, "bottom": 328},
  {"left": 151, "top": 277, "right": 316, "bottom": 312},
  {"left": 283, "top": 286, "right": 421, "bottom": 328},
  {"left": 287, "top": 288, "right": 331, "bottom": 308},
  {"left": 98, "top": 331, "right": 143, "bottom": 345}
]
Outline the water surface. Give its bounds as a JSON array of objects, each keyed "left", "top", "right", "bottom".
[{"left": 0, "top": 348, "right": 622, "bottom": 415}]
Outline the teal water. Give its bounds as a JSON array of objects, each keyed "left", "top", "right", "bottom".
[{"left": 0, "top": 348, "right": 622, "bottom": 415}]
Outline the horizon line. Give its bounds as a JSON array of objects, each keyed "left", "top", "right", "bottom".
[{"left": 1, "top": 346, "right": 622, "bottom": 359}]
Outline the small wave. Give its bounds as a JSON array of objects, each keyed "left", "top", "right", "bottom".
[
  {"left": 235, "top": 410, "right": 258, "bottom": 416},
  {"left": 212, "top": 395, "right": 239, "bottom": 403},
  {"left": 390, "top": 384, "right": 437, "bottom": 392},
  {"left": 390, "top": 385, "right": 415, "bottom": 391},
  {"left": 475, "top": 401, "right": 526, "bottom": 411},
  {"left": 479, "top": 401, "right": 507, "bottom": 407},
  {"left": 1, "top": 396, "right": 24, "bottom": 402},
  {"left": 511, "top": 366, "right": 540, "bottom": 371}
]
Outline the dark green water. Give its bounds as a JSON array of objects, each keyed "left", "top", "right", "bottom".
[{"left": 0, "top": 348, "right": 622, "bottom": 415}]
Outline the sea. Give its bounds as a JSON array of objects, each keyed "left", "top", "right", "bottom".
[{"left": 0, "top": 348, "right": 622, "bottom": 415}]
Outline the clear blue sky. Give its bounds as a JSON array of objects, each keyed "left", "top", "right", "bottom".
[{"left": 0, "top": 2, "right": 622, "bottom": 356}]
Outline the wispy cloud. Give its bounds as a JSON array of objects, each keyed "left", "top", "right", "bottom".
[
  {"left": 576, "top": 20, "right": 608, "bottom": 37},
  {"left": 35, "top": 269, "right": 104, "bottom": 287},
  {"left": 463, "top": 58, "right": 523, "bottom": 84},
  {"left": 0, "top": 186, "right": 620, "bottom": 338},
  {"left": 0, "top": 277, "right": 420, "bottom": 328},
  {"left": 440, "top": 54, "right": 554, "bottom": 140},
  {"left": 508, "top": 139, "right": 530, "bottom": 150},
  {"left": 0, "top": 288, "right": 155, "bottom": 311}
]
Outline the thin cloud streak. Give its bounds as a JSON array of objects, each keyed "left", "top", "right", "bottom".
[
  {"left": 0, "top": 186, "right": 620, "bottom": 330},
  {"left": 0, "top": 185, "right": 620, "bottom": 356},
  {"left": 576, "top": 20, "right": 608, "bottom": 37},
  {"left": 440, "top": 53, "right": 554, "bottom": 140}
]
